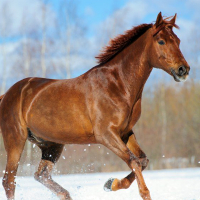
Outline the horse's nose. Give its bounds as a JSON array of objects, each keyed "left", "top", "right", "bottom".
[{"left": 178, "top": 65, "right": 187, "bottom": 76}]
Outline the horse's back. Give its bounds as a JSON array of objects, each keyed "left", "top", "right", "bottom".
[{"left": 0, "top": 77, "right": 55, "bottom": 111}]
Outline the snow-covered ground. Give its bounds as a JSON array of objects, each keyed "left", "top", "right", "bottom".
[{"left": 0, "top": 168, "right": 199, "bottom": 200}]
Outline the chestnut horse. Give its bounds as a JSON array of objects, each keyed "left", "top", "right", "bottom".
[{"left": 0, "top": 12, "right": 190, "bottom": 200}]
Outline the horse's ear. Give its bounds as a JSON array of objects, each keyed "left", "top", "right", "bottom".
[
  {"left": 155, "top": 12, "right": 163, "bottom": 27},
  {"left": 170, "top": 13, "right": 177, "bottom": 25}
]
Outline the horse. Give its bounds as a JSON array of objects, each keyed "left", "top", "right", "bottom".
[{"left": 0, "top": 12, "right": 190, "bottom": 200}]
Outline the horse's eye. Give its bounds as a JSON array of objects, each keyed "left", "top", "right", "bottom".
[{"left": 158, "top": 40, "right": 165, "bottom": 45}]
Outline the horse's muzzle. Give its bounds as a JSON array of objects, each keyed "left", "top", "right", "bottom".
[{"left": 171, "top": 66, "right": 190, "bottom": 82}]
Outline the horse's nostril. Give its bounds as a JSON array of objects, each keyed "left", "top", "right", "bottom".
[{"left": 178, "top": 66, "right": 186, "bottom": 76}]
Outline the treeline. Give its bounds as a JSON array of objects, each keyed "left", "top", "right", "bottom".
[{"left": 136, "top": 80, "right": 200, "bottom": 169}]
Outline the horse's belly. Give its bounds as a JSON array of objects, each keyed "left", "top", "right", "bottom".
[
  {"left": 25, "top": 97, "right": 94, "bottom": 144},
  {"left": 27, "top": 114, "right": 95, "bottom": 144}
]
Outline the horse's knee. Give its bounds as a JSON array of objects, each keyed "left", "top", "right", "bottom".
[
  {"left": 140, "top": 157, "right": 149, "bottom": 170},
  {"left": 129, "top": 157, "right": 149, "bottom": 171},
  {"left": 129, "top": 157, "right": 142, "bottom": 170}
]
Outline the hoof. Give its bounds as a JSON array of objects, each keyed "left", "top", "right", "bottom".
[{"left": 104, "top": 178, "right": 115, "bottom": 192}]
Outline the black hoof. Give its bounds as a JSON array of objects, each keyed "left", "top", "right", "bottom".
[{"left": 103, "top": 178, "right": 115, "bottom": 192}]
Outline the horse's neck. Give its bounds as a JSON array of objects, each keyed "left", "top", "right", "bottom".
[{"left": 110, "top": 30, "right": 153, "bottom": 104}]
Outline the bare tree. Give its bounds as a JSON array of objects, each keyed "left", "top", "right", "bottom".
[
  {"left": 160, "top": 82, "right": 167, "bottom": 157},
  {"left": 65, "top": 8, "right": 71, "bottom": 79},
  {"left": 58, "top": 0, "right": 75, "bottom": 79},
  {"left": 0, "top": 1, "right": 10, "bottom": 94},
  {"left": 56, "top": 0, "right": 87, "bottom": 79},
  {"left": 41, "top": 0, "right": 47, "bottom": 78},
  {"left": 21, "top": 13, "right": 31, "bottom": 77}
]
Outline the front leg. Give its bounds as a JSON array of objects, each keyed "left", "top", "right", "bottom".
[
  {"left": 100, "top": 128, "right": 151, "bottom": 200},
  {"left": 104, "top": 131, "right": 149, "bottom": 192},
  {"left": 127, "top": 131, "right": 149, "bottom": 171}
]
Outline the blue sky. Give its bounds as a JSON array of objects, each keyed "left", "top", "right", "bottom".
[
  {"left": 0, "top": 0, "right": 199, "bottom": 82},
  {"left": 0, "top": 0, "right": 199, "bottom": 41},
  {"left": 51, "top": 0, "right": 129, "bottom": 24},
  {"left": 0, "top": 0, "right": 199, "bottom": 46},
  {"left": 78, "top": 0, "right": 129, "bottom": 24},
  {"left": 49, "top": 0, "right": 195, "bottom": 23},
  {"left": 47, "top": 0, "right": 200, "bottom": 67},
  {"left": 49, "top": 0, "right": 198, "bottom": 36}
]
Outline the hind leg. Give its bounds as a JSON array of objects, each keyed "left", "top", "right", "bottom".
[
  {"left": 104, "top": 131, "right": 149, "bottom": 192},
  {"left": 2, "top": 132, "right": 26, "bottom": 200},
  {"left": 34, "top": 143, "right": 72, "bottom": 200}
]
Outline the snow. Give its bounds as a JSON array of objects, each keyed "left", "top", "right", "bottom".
[{"left": 0, "top": 168, "right": 200, "bottom": 200}]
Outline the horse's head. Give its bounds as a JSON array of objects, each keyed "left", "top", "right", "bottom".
[{"left": 149, "top": 12, "right": 190, "bottom": 82}]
